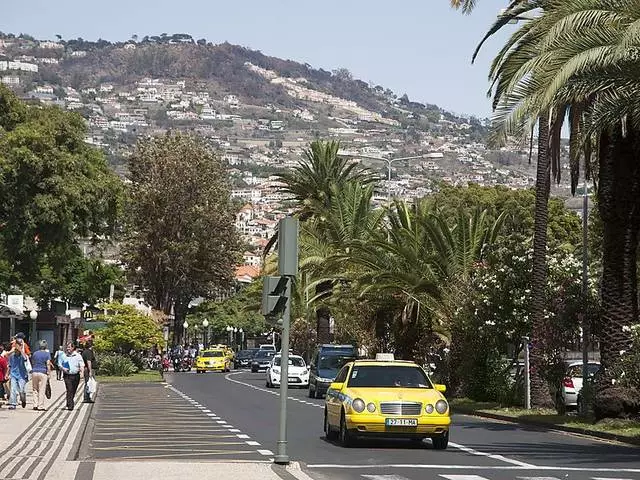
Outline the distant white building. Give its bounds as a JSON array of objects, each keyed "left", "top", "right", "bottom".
[
  {"left": 1, "top": 76, "right": 19, "bottom": 86},
  {"left": 122, "top": 296, "right": 152, "bottom": 316}
]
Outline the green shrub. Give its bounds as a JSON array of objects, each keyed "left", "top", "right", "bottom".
[{"left": 96, "top": 353, "right": 138, "bottom": 377}]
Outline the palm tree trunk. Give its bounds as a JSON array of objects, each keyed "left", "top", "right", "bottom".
[
  {"left": 530, "top": 113, "right": 554, "bottom": 408},
  {"left": 595, "top": 126, "right": 640, "bottom": 418},
  {"left": 315, "top": 281, "right": 332, "bottom": 344}
]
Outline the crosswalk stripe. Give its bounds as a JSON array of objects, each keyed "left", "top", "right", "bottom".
[
  {"left": 592, "top": 478, "right": 634, "bottom": 480},
  {"left": 440, "top": 476, "right": 491, "bottom": 480}
]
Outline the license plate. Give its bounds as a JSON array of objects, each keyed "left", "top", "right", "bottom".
[
  {"left": 385, "top": 418, "right": 418, "bottom": 427},
  {"left": 288, "top": 377, "right": 300, "bottom": 383}
]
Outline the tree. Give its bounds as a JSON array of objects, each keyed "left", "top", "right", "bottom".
[
  {"left": 94, "top": 303, "right": 163, "bottom": 353},
  {"left": 276, "top": 141, "right": 377, "bottom": 343},
  {"left": 483, "top": 0, "right": 640, "bottom": 416},
  {"left": 124, "top": 133, "right": 240, "bottom": 341},
  {"left": 0, "top": 86, "right": 123, "bottom": 304}
]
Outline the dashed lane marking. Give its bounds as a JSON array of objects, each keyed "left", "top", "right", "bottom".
[{"left": 166, "top": 384, "right": 271, "bottom": 459}]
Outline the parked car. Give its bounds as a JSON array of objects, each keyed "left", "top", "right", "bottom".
[
  {"left": 259, "top": 344, "right": 276, "bottom": 351},
  {"left": 557, "top": 361, "right": 600, "bottom": 412},
  {"left": 234, "top": 349, "right": 258, "bottom": 369},
  {"left": 266, "top": 354, "right": 309, "bottom": 388},
  {"left": 251, "top": 349, "right": 276, "bottom": 372},
  {"left": 308, "top": 344, "right": 357, "bottom": 398}
]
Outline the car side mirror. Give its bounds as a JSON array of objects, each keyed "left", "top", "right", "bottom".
[
  {"left": 434, "top": 384, "right": 447, "bottom": 393},
  {"left": 328, "top": 382, "right": 343, "bottom": 391}
]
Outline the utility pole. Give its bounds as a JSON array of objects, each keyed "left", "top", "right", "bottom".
[
  {"left": 523, "top": 336, "right": 531, "bottom": 410},
  {"left": 581, "top": 178, "right": 590, "bottom": 415},
  {"left": 261, "top": 217, "right": 298, "bottom": 465}
]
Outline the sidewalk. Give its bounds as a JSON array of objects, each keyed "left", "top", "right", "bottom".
[{"left": 0, "top": 377, "right": 315, "bottom": 480}]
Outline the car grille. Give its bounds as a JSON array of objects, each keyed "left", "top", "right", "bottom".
[{"left": 379, "top": 402, "right": 422, "bottom": 415}]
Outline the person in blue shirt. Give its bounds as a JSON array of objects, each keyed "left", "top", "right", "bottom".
[
  {"left": 31, "top": 340, "right": 53, "bottom": 411},
  {"left": 8, "top": 334, "right": 29, "bottom": 410},
  {"left": 58, "top": 342, "right": 85, "bottom": 411}
]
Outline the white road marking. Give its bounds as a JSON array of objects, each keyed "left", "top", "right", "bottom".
[
  {"left": 305, "top": 465, "right": 640, "bottom": 473},
  {"left": 216, "top": 420, "right": 227, "bottom": 424},
  {"left": 236, "top": 434, "right": 250, "bottom": 439},
  {"left": 449, "top": 442, "right": 535, "bottom": 468},
  {"left": 246, "top": 440, "right": 261, "bottom": 446},
  {"left": 257, "top": 449, "right": 273, "bottom": 456},
  {"left": 440, "top": 476, "right": 491, "bottom": 480},
  {"left": 206, "top": 413, "right": 218, "bottom": 417},
  {"left": 202, "top": 409, "right": 211, "bottom": 412},
  {"left": 592, "top": 478, "right": 634, "bottom": 480}
]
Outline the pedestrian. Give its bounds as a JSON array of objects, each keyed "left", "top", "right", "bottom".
[
  {"left": 81, "top": 341, "right": 96, "bottom": 403},
  {"left": 0, "top": 345, "right": 8, "bottom": 404},
  {"left": 31, "top": 340, "right": 53, "bottom": 411},
  {"left": 8, "top": 334, "right": 29, "bottom": 410},
  {"left": 58, "top": 342, "right": 85, "bottom": 411},
  {"left": 53, "top": 346, "right": 63, "bottom": 381}
]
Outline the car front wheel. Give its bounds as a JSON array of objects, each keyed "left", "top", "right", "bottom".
[
  {"left": 432, "top": 431, "right": 449, "bottom": 450},
  {"left": 324, "top": 410, "right": 337, "bottom": 440},
  {"left": 339, "top": 411, "right": 353, "bottom": 447}
]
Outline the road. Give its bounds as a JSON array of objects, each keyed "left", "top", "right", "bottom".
[{"left": 147, "top": 370, "right": 640, "bottom": 480}]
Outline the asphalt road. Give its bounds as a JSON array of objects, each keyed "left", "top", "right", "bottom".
[{"left": 165, "top": 370, "right": 640, "bottom": 480}]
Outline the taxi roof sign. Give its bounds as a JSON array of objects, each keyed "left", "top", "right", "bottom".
[{"left": 375, "top": 353, "right": 395, "bottom": 361}]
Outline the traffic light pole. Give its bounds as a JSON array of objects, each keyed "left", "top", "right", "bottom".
[{"left": 275, "top": 277, "right": 292, "bottom": 464}]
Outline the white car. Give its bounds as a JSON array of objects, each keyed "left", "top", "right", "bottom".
[
  {"left": 266, "top": 355, "right": 309, "bottom": 388},
  {"left": 557, "top": 361, "right": 600, "bottom": 411}
]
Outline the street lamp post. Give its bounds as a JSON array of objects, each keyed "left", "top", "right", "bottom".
[
  {"left": 233, "top": 327, "right": 238, "bottom": 350},
  {"left": 202, "top": 318, "right": 209, "bottom": 349},
  {"left": 239, "top": 328, "right": 244, "bottom": 350},
  {"left": 348, "top": 153, "right": 440, "bottom": 201},
  {"left": 183, "top": 321, "right": 189, "bottom": 345},
  {"left": 29, "top": 310, "right": 37, "bottom": 344},
  {"left": 226, "top": 325, "right": 233, "bottom": 347}
]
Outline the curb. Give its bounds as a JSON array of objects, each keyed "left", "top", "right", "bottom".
[{"left": 453, "top": 406, "right": 640, "bottom": 447}]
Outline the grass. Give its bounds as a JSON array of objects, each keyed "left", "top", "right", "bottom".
[
  {"left": 450, "top": 398, "right": 640, "bottom": 440},
  {"left": 95, "top": 370, "right": 163, "bottom": 384}
]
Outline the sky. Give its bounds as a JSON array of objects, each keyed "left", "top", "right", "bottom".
[{"left": 1, "top": 0, "right": 514, "bottom": 118}]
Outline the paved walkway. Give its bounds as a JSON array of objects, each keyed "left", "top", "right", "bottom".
[{"left": 0, "top": 376, "right": 314, "bottom": 480}]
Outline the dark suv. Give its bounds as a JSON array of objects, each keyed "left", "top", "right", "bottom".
[
  {"left": 251, "top": 350, "right": 275, "bottom": 372},
  {"left": 308, "top": 344, "right": 357, "bottom": 398},
  {"left": 234, "top": 349, "right": 258, "bottom": 369}
]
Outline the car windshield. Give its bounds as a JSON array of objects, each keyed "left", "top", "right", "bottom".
[
  {"left": 348, "top": 365, "right": 432, "bottom": 389},
  {"left": 202, "top": 351, "right": 224, "bottom": 358},
  {"left": 255, "top": 351, "right": 275, "bottom": 359},
  {"left": 567, "top": 364, "right": 600, "bottom": 377},
  {"left": 274, "top": 357, "right": 305, "bottom": 367},
  {"left": 318, "top": 355, "right": 355, "bottom": 375}
]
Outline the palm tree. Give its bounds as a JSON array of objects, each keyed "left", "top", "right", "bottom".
[
  {"left": 484, "top": 0, "right": 640, "bottom": 416},
  {"left": 274, "top": 141, "right": 378, "bottom": 343}
]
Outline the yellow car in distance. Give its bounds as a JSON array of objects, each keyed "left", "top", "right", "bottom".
[
  {"left": 195, "top": 349, "right": 230, "bottom": 373},
  {"left": 324, "top": 355, "right": 450, "bottom": 449},
  {"left": 215, "top": 344, "right": 235, "bottom": 363}
]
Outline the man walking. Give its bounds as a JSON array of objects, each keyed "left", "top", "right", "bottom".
[
  {"left": 82, "top": 341, "right": 95, "bottom": 403},
  {"left": 58, "top": 342, "right": 85, "bottom": 411}
]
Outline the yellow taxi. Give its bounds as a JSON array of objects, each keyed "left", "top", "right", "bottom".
[
  {"left": 195, "top": 349, "right": 230, "bottom": 373},
  {"left": 323, "top": 354, "right": 450, "bottom": 448},
  {"left": 215, "top": 344, "right": 235, "bottom": 362}
]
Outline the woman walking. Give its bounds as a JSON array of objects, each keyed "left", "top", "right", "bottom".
[
  {"left": 58, "top": 342, "right": 85, "bottom": 411},
  {"left": 53, "top": 346, "right": 63, "bottom": 381},
  {"left": 8, "top": 335, "right": 29, "bottom": 410},
  {"left": 31, "top": 340, "right": 53, "bottom": 411}
]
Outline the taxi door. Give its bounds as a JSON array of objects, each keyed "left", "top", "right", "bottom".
[{"left": 326, "top": 364, "right": 351, "bottom": 427}]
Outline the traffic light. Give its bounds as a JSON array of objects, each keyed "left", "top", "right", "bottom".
[{"left": 261, "top": 275, "right": 289, "bottom": 317}]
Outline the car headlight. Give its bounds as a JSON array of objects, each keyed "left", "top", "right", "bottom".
[
  {"left": 425, "top": 404, "right": 434, "bottom": 414},
  {"left": 272, "top": 367, "right": 280, "bottom": 374},
  {"left": 351, "top": 398, "right": 365, "bottom": 413},
  {"left": 367, "top": 402, "right": 376, "bottom": 412},
  {"left": 435, "top": 400, "right": 448, "bottom": 414}
]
